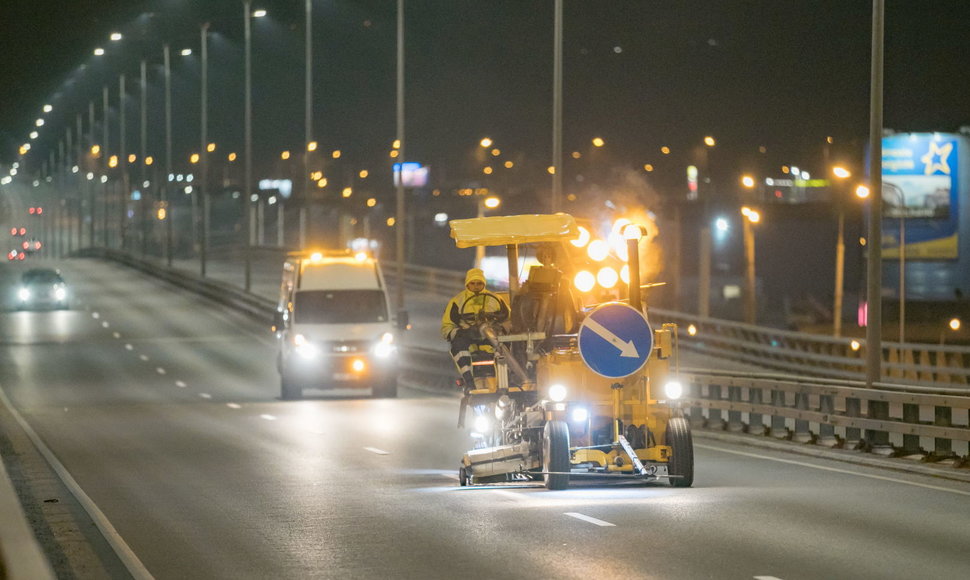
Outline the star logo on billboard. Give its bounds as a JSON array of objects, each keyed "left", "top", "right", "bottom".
[{"left": 920, "top": 141, "right": 953, "bottom": 175}]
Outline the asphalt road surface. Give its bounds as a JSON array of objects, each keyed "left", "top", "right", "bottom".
[{"left": 1, "top": 259, "right": 969, "bottom": 579}]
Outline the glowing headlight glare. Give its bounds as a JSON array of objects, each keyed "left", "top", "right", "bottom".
[
  {"left": 18, "top": 288, "right": 30, "bottom": 301},
  {"left": 664, "top": 381, "right": 684, "bottom": 400},
  {"left": 587, "top": 239, "right": 609, "bottom": 262},
  {"left": 380, "top": 332, "right": 394, "bottom": 344},
  {"left": 548, "top": 384, "right": 568, "bottom": 402},
  {"left": 570, "top": 226, "right": 591, "bottom": 248},
  {"left": 574, "top": 270, "right": 595, "bottom": 293},
  {"left": 374, "top": 342, "right": 395, "bottom": 358},
  {"left": 570, "top": 407, "right": 589, "bottom": 423},
  {"left": 54, "top": 287, "right": 67, "bottom": 301},
  {"left": 473, "top": 415, "right": 490, "bottom": 433},
  {"left": 351, "top": 359, "right": 366, "bottom": 372},
  {"left": 293, "top": 334, "right": 319, "bottom": 359},
  {"left": 597, "top": 267, "right": 619, "bottom": 289}
]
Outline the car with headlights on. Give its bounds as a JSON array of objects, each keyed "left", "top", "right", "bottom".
[
  {"left": 17, "top": 268, "right": 69, "bottom": 310},
  {"left": 273, "top": 250, "right": 408, "bottom": 400}
]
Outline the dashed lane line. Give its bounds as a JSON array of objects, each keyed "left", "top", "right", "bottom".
[
  {"left": 564, "top": 512, "right": 615, "bottom": 527},
  {"left": 364, "top": 447, "right": 390, "bottom": 455},
  {"left": 175, "top": 381, "right": 187, "bottom": 388}
]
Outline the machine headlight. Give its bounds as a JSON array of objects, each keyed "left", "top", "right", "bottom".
[
  {"left": 18, "top": 287, "right": 30, "bottom": 301},
  {"left": 548, "top": 384, "right": 568, "bottom": 402},
  {"left": 374, "top": 332, "right": 396, "bottom": 358},
  {"left": 664, "top": 380, "right": 684, "bottom": 400},
  {"left": 54, "top": 286, "right": 68, "bottom": 301},
  {"left": 293, "top": 334, "right": 319, "bottom": 359},
  {"left": 473, "top": 415, "right": 490, "bottom": 434},
  {"left": 570, "top": 407, "right": 589, "bottom": 423}
]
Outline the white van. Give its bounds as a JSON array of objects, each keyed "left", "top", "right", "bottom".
[{"left": 274, "top": 251, "right": 407, "bottom": 399}]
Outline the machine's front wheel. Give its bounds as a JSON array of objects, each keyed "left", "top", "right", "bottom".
[
  {"left": 543, "top": 420, "right": 570, "bottom": 490},
  {"left": 665, "top": 417, "right": 694, "bottom": 487}
]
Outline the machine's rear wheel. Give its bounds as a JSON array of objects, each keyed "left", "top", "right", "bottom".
[
  {"left": 543, "top": 420, "right": 570, "bottom": 490},
  {"left": 665, "top": 417, "right": 694, "bottom": 487}
]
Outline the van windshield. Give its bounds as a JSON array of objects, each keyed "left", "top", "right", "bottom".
[{"left": 294, "top": 290, "right": 388, "bottom": 324}]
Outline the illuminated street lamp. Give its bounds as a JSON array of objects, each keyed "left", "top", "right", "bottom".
[
  {"left": 741, "top": 206, "right": 761, "bottom": 324},
  {"left": 941, "top": 317, "right": 962, "bottom": 345},
  {"left": 741, "top": 174, "right": 755, "bottom": 189},
  {"left": 831, "top": 166, "right": 852, "bottom": 337}
]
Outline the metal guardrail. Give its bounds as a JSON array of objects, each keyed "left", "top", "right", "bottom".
[
  {"left": 651, "top": 308, "right": 970, "bottom": 389},
  {"left": 682, "top": 369, "right": 970, "bottom": 463}
]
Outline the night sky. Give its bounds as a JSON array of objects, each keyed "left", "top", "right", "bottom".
[{"left": 2, "top": 1, "right": 969, "bottom": 209}]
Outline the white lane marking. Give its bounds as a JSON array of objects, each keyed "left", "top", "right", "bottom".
[
  {"left": 364, "top": 447, "right": 389, "bottom": 455},
  {"left": 101, "top": 321, "right": 110, "bottom": 328},
  {"left": 564, "top": 512, "right": 615, "bottom": 527},
  {"left": 156, "top": 367, "right": 166, "bottom": 375},
  {"left": 124, "top": 344, "right": 134, "bottom": 351},
  {"left": 112, "top": 332, "right": 121, "bottom": 339},
  {"left": 226, "top": 403, "right": 241, "bottom": 409},
  {"left": 92, "top": 312, "right": 100, "bottom": 319},
  {"left": 260, "top": 414, "right": 277, "bottom": 421},
  {"left": 697, "top": 444, "right": 970, "bottom": 497},
  {"left": 754, "top": 576, "right": 785, "bottom": 580},
  {"left": 175, "top": 381, "right": 187, "bottom": 388},
  {"left": 199, "top": 393, "right": 212, "bottom": 399},
  {"left": 139, "top": 354, "right": 149, "bottom": 361}
]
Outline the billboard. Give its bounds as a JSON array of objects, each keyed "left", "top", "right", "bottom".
[
  {"left": 393, "top": 162, "right": 429, "bottom": 188},
  {"left": 882, "top": 134, "right": 959, "bottom": 259}
]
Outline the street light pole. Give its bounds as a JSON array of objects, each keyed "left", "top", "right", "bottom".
[
  {"left": 102, "top": 85, "right": 110, "bottom": 246},
  {"left": 244, "top": 2, "right": 254, "bottom": 291},
  {"left": 395, "top": 0, "right": 405, "bottom": 310},
  {"left": 163, "top": 44, "right": 173, "bottom": 266},
  {"left": 140, "top": 58, "right": 148, "bottom": 257},
  {"left": 303, "top": 0, "right": 313, "bottom": 250},
  {"left": 119, "top": 72, "right": 128, "bottom": 251},
  {"left": 742, "top": 207, "right": 759, "bottom": 324},
  {"left": 551, "top": 0, "right": 563, "bottom": 212},
  {"left": 200, "top": 22, "right": 210, "bottom": 278},
  {"left": 865, "top": 0, "right": 884, "bottom": 388}
]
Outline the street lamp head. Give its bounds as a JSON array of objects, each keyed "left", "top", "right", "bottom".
[
  {"left": 180, "top": 48, "right": 193, "bottom": 56},
  {"left": 480, "top": 138, "right": 492, "bottom": 148},
  {"left": 592, "top": 137, "right": 605, "bottom": 147},
  {"left": 741, "top": 175, "right": 755, "bottom": 188},
  {"left": 704, "top": 136, "right": 716, "bottom": 147},
  {"left": 855, "top": 185, "right": 871, "bottom": 199},
  {"left": 110, "top": 32, "right": 123, "bottom": 41},
  {"left": 833, "top": 166, "right": 851, "bottom": 179},
  {"left": 252, "top": 9, "right": 267, "bottom": 18},
  {"left": 950, "top": 318, "right": 962, "bottom": 331},
  {"left": 483, "top": 196, "right": 501, "bottom": 209}
]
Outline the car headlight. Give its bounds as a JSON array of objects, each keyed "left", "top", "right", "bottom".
[
  {"left": 54, "top": 287, "right": 67, "bottom": 301},
  {"left": 664, "top": 380, "right": 684, "bottom": 400},
  {"left": 570, "top": 407, "right": 588, "bottom": 423},
  {"left": 374, "top": 332, "right": 396, "bottom": 358},
  {"left": 17, "top": 288, "right": 30, "bottom": 301},
  {"left": 548, "top": 383, "right": 568, "bottom": 402},
  {"left": 293, "top": 334, "right": 319, "bottom": 359}
]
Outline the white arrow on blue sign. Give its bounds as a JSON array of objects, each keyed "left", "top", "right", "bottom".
[{"left": 578, "top": 302, "right": 653, "bottom": 378}]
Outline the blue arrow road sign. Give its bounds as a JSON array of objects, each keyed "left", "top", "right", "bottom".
[{"left": 578, "top": 302, "right": 653, "bottom": 378}]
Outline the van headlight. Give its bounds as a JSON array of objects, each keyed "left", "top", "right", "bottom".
[
  {"left": 548, "top": 384, "right": 568, "bottom": 402},
  {"left": 663, "top": 380, "right": 684, "bottom": 400},
  {"left": 293, "top": 334, "right": 319, "bottom": 359},
  {"left": 374, "top": 332, "right": 396, "bottom": 358},
  {"left": 18, "top": 288, "right": 30, "bottom": 301},
  {"left": 54, "top": 286, "right": 68, "bottom": 301}
]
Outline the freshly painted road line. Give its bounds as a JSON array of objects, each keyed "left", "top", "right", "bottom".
[{"left": 564, "top": 512, "right": 615, "bottom": 527}]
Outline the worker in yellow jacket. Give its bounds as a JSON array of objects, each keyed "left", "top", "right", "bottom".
[{"left": 441, "top": 268, "right": 510, "bottom": 389}]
